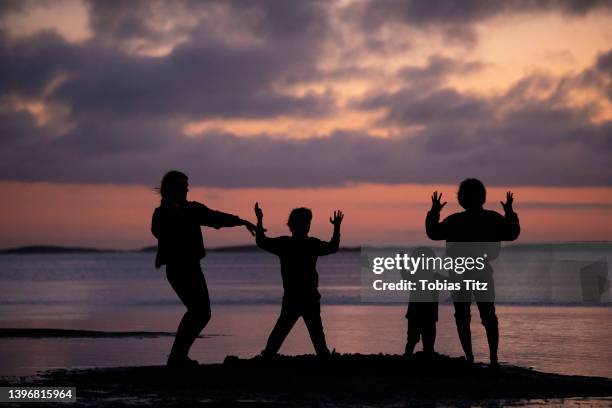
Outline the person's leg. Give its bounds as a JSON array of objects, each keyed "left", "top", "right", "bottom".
[
  {"left": 421, "top": 322, "right": 436, "bottom": 355},
  {"left": 166, "top": 263, "right": 211, "bottom": 365},
  {"left": 453, "top": 301, "right": 473, "bottom": 363},
  {"left": 405, "top": 318, "right": 421, "bottom": 356},
  {"left": 405, "top": 303, "right": 421, "bottom": 355},
  {"left": 302, "top": 298, "right": 330, "bottom": 356},
  {"left": 475, "top": 270, "right": 498, "bottom": 365},
  {"left": 262, "top": 298, "right": 300, "bottom": 356},
  {"left": 477, "top": 302, "right": 499, "bottom": 365},
  {"left": 421, "top": 302, "right": 437, "bottom": 355}
]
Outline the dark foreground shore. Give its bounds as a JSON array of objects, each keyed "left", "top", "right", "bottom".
[{"left": 3, "top": 353, "right": 612, "bottom": 407}]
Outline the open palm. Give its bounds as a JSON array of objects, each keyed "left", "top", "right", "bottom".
[
  {"left": 430, "top": 191, "right": 447, "bottom": 213},
  {"left": 330, "top": 210, "right": 344, "bottom": 227},
  {"left": 500, "top": 191, "right": 514, "bottom": 213}
]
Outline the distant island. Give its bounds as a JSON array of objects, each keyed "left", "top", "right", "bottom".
[
  {"left": 1, "top": 242, "right": 608, "bottom": 255},
  {"left": 0, "top": 244, "right": 363, "bottom": 254},
  {"left": 0, "top": 245, "right": 120, "bottom": 254},
  {"left": 138, "top": 244, "right": 265, "bottom": 253}
]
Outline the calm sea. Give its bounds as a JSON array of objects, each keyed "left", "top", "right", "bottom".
[{"left": 0, "top": 251, "right": 610, "bottom": 378}]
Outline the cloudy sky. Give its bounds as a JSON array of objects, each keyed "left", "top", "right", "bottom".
[{"left": 1, "top": 0, "right": 611, "bottom": 248}]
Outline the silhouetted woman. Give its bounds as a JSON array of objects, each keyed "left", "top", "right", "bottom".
[{"left": 151, "top": 170, "right": 257, "bottom": 368}]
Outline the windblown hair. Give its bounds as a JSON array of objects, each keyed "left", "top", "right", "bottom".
[{"left": 156, "top": 170, "right": 188, "bottom": 206}]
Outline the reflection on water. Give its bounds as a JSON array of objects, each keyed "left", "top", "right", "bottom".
[
  {"left": 0, "top": 305, "right": 611, "bottom": 379},
  {"left": 0, "top": 252, "right": 610, "bottom": 379}
]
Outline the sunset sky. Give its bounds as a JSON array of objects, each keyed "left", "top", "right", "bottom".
[{"left": 1, "top": 0, "right": 611, "bottom": 249}]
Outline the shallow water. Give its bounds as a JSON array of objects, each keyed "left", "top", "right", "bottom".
[{"left": 0, "top": 252, "right": 610, "bottom": 379}]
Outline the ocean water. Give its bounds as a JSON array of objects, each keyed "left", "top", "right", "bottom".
[{"left": 0, "top": 251, "right": 610, "bottom": 379}]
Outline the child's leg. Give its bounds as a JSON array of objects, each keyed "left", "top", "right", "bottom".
[
  {"left": 421, "top": 322, "right": 436, "bottom": 354},
  {"left": 302, "top": 299, "right": 330, "bottom": 356},
  {"left": 421, "top": 302, "right": 438, "bottom": 355},
  {"left": 476, "top": 301, "right": 499, "bottom": 365},
  {"left": 262, "top": 299, "right": 300, "bottom": 356},
  {"left": 405, "top": 319, "right": 421, "bottom": 355},
  {"left": 476, "top": 274, "right": 498, "bottom": 365},
  {"left": 453, "top": 301, "right": 474, "bottom": 363}
]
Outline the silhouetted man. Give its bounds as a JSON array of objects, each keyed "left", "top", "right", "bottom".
[
  {"left": 426, "top": 179, "right": 520, "bottom": 365},
  {"left": 254, "top": 203, "right": 343, "bottom": 357},
  {"left": 151, "top": 170, "right": 257, "bottom": 368}
]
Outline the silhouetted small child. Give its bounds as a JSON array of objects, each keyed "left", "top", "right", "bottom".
[
  {"left": 254, "top": 202, "right": 343, "bottom": 357},
  {"left": 401, "top": 247, "right": 439, "bottom": 357}
]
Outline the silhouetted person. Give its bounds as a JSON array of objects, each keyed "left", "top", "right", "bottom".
[
  {"left": 254, "top": 203, "right": 343, "bottom": 357},
  {"left": 402, "top": 247, "right": 439, "bottom": 357},
  {"left": 426, "top": 179, "right": 520, "bottom": 365},
  {"left": 151, "top": 170, "right": 257, "bottom": 368}
]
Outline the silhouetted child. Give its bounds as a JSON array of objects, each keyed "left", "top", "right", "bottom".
[
  {"left": 254, "top": 203, "right": 343, "bottom": 357},
  {"left": 426, "top": 179, "right": 520, "bottom": 365},
  {"left": 401, "top": 247, "right": 439, "bottom": 357}
]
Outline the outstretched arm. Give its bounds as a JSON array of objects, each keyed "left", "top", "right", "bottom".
[
  {"left": 425, "top": 191, "right": 447, "bottom": 240},
  {"left": 254, "top": 202, "right": 281, "bottom": 254},
  {"left": 500, "top": 191, "right": 520, "bottom": 241},
  {"left": 318, "top": 210, "right": 343, "bottom": 255},
  {"left": 197, "top": 203, "right": 257, "bottom": 236}
]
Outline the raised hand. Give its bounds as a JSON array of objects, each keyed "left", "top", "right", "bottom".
[
  {"left": 500, "top": 191, "right": 514, "bottom": 213},
  {"left": 430, "top": 191, "right": 447, "bottom": 213},
  {"left": 330, "top": 210, "right": 344, "bottom": 227},
  {"left": 254, "top": 202, "right": 263, "bottom": 220}
]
